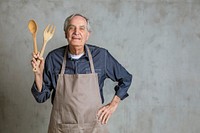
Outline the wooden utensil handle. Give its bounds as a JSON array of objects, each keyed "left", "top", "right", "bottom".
[
  {"left": 33, "top": 34, "right": 38, "bottom": 54},
  {"left": 40, "top": 41, "right": 47, "bottom": 58}
]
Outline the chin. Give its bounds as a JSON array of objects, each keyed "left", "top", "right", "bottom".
[{"left": 70, "top": 43, "right": 84, "bottom": 47}]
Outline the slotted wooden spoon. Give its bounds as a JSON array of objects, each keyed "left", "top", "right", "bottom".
[{"left": 40, "top": 24, "right": 56, "bottom": 58}]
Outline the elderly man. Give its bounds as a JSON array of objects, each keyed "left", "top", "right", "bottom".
[{"left": 31, "top": 14, "right": 132, "bottom": 133}]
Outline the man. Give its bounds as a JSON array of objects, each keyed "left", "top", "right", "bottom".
[{"left": 31, "top": 14, "right": 132, "bottom": 133}]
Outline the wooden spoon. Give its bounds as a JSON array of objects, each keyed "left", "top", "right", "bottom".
[{"left": 28, "top": 20, "right": 38, "bottom": 54}]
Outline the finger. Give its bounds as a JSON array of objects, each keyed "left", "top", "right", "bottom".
[
  {"left": 102, "top": 112, "right": 109, "bottom": 124},
  {"left": 33, "top": 62, "right": 38, "bottom": 68},
  {"left": 97, "top": 106, "right": 105, "bottom": 117},
  {"left": 98, "top": 109, "right": 108, "bottom": 123},
  {"left": 105, "top": 113, "right": 111, "bottom": 124},
  {"left": 39, "top": 56, "right": 43, "bottom": 60},
  {"left": 31, "top": 61, "right": 35, "bottom": 68},
  {"left": 31, "top": 61, "right": 37, "bottom": 70},
  {"left": 32, "top": 52, "right": 39, "bottom": 59},
  {"left": 98, "top": 110, "right": 104, "bottom": 121},
  {"left": 31, "top": 62, "right": 37, "bottom": 71},
  {"left": 38, "top": 56, "right": 44, "bottom": 61},
  {"left": 32, "top": 52, "right": 40, "bottom": 59},
  {"left": 101, "top": 113, "right": 108, "bottom": 124},
  {"left": 32, "top": 57, "right": 37, "bottom": 63}
]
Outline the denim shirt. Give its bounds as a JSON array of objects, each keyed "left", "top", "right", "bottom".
[{"left": 31, "top": 44, "right": 132, "bottom": 104}]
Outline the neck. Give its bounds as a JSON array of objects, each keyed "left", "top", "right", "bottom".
[{"left": 69, "top": 45, "right": 84, "bottom": 55}]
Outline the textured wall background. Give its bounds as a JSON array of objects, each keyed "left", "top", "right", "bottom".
[{"left": 1, "top": 0, "right": 200, "bottom": 133}]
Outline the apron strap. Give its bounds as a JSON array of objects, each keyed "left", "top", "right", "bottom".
[
  {"left": 61, "top": 47, "right": 67, "bottom": 75},
  {"left": 60, "top": 45, "right": 95, "bottom": 74},
  {"left": 85, "top": 45, "right": 95, "bottom": 73}
]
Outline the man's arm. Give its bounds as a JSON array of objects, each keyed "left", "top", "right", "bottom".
[
  {"left": 97, "top": 50, "right": 132, "bottom": 124},
  {"left": 105, "top": 50, "right": 132, "bottom": 100},
  {"left": 31, "top": 53, "right": 44, "bottom": 92},
  {"left": 31, "top": 52, "right": 44, "bottom": 92},
  {"left": 31, "top": 52, "right": 52, "bottom": 103}
]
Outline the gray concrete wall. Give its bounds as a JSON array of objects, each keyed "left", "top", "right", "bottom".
[{"left": 1, "top": 0, "right": 200, "bottom": 133}]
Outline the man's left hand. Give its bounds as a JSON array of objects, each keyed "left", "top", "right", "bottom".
[{"left": 97, "top": 96, "right": 120, "bottom": 124}]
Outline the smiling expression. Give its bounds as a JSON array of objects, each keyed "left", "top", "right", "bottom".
[{"left": 65, "top": 16, "right": 90, "bottom": 47}]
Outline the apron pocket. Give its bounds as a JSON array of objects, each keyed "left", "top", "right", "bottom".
[
  {"left": 58, "top": 122, "right": 108, "bottom": 133},
  {"left": 58, "top": 123, "right": 79, "bottom": 133}
]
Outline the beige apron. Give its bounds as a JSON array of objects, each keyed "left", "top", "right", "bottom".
[{"left": 48, "top": 46, "right": 109, "bottom": 133}]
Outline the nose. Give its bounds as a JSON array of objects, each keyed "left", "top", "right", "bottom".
[{"left": 74, "top": 28, "right": 79, "bottom": 35}]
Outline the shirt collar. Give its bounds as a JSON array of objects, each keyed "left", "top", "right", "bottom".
[{"left": 67, "top": 44, "right": 89, "bottom": 60}]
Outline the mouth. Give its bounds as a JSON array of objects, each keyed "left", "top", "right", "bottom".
[{"left": 72, "top": 37, "right": 81, "bottom": 40}]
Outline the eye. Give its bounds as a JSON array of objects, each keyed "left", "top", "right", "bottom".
[
  {"left": 80, "top": 26, "right": 86, "bottom": 31},
  {"left": 68, "top": 26, "right": 75, "bottom": 31}
]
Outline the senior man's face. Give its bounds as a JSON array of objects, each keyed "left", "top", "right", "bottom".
[{"left": 65, "top": 16, "right": 90, "bottom": 47}]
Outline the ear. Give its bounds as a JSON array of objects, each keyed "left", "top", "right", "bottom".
[
  {"left": 65, "top": 32, "right": 67, "bottom": 39},
  {"left": 86, "top": 31, "right": 90, "bottom": 41}
]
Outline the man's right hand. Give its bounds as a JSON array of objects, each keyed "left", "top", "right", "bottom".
[
  {"left": 31, "top": 52, "right": 44, "bottom": 92},
  {"left": 31, "top": 52, "right": 44, "bottom": 75}
]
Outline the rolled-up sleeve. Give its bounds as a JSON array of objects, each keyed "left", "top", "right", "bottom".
[
  {"left": 31, "top": 54, "right": 53, "bottom": 103},
  {"left": 105, "top": 50, "right": 132, "bottom": 100}
]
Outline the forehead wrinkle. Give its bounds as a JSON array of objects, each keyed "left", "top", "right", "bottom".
[{"left": 68, "top": 24, "right": 86, "bottom": 28}]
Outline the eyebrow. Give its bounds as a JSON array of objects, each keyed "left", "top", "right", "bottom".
[{"left": 68, "top": 24, "right": 86, "bottom": 29}]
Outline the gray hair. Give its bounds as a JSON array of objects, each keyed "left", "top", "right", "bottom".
[{"left": 63, "top": 13, "right": 91, "bottom": 32}]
